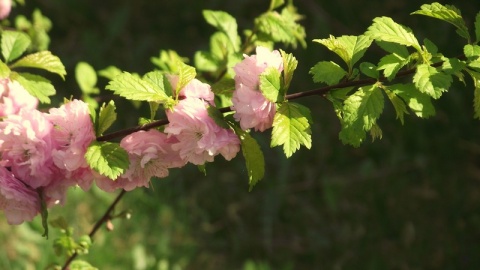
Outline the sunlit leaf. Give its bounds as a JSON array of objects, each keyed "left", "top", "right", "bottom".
[
  {"left": 313, "top": 35, "right": 372, "bottom": 71},
  {"left": 339, "top": 84, "right": 384, "bottom": 147},
  {"left": 365, "top": 17, "right": 421, "bottom": 52},
  {"left": 259, "top": 67, "right": 282, "bottom": 103},
  {"left": 106, "top": 72, "right": 170, "bottom": 103},
  {"left": 11, "top": 51, "right": 66, "bottom": 79},
  {"left": 202, "top": 10, "right": 240, "bottom": 51},
  {"left": 271, "top": 102, "right": 312, "bottom": 157},
  {"left": 1, "top": 30, "right": 31, "bottom": 63},
  {"left": 97, "top": 100, "right": 117, "bottom": 136},
  {"left": 391, "top": 83, "right": 435, "bottom": 118},
  {"left": 10, "top": 72, "right": 55, "bottom": 103},
  {"left": 412, "top": 3, "right": 470, "bottom": 41},
  {"left": 413, "top": 64, "right": 452, "bottom": 99},
  {"left": 310, "top": 61, "right": 347, "bottom": 85},
  {"left": 85, "top": 141, "right": 129, "bottom": 180},
  {"left": 75, "top": 62, "right": 98, "bottom": 94}
]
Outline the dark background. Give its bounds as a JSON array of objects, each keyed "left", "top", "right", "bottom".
[{"left": 2, "top": 0, "right": 480, "bottom": 269}]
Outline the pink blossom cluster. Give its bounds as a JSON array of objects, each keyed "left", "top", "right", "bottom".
[
  {"left": 0, "top": 98, "right": 96, "bottom": 224},
  {"left": 165, "top": 76, "right": 240, "bottom": 165},
  {"left": 231, "top": 46, "right": 284, "bottom": 132},
  {"left": 0, "top": 46, "right": 284, "bottom": 225},
  {"left": 95, "top": 129, "right": 185, "bottom": 192}
]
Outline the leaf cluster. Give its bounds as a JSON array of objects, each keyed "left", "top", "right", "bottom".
[{"left": 309, "top": 2, "right": 480, "bottom": 146}]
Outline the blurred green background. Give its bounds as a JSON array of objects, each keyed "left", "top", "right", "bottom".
[{"left": 2, "top": 0, "right": 480, "bottom": 269}]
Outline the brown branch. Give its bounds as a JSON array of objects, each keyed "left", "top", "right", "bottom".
[{"left": 62, "top": 190, "right": 127, "bottom": 270}]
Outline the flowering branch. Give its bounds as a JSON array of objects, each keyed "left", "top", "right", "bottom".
[{"left": 97, "top": 56, "right": 451, "bottom": 142}]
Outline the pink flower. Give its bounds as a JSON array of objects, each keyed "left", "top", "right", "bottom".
[
  {"left": 231, "top": 84, "right": 276, "bottom": 132},
  {"left": 0, "top": 166, "right": 40, "bottom": 225},
  {"left": 96, "top": 130, "right": 185, "bottom": 192},
  {"left": 47, "top": 100, "right": 96, "bottom": 190},
  {"left": 233, "top": 46, "right": 283, "bottom": 89},
  {"left": 167, "top": 75, "right": 214, "bottom": 104},
  {"left": 0, "top": 79, "right": 38, "bottom": 117},
  {"left": 165, "top": 98, "right": 240, "bottom": 165},
  {"left": 231, "top": 46, "right": 283, "bottom": 131},
  {"left": 0, "top": 109, "right": 55, "bottom": 188},
  {"left": 0, "top": 0, "right": 11, "bottom": 20}
]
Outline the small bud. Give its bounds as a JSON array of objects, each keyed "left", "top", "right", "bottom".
[{"left": 106, "top": 220, "right": 114, "bottom": 231}]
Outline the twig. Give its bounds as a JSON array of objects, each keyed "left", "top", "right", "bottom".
[{"left": 61, "top": 190, "right": 127, "bottom": 270}]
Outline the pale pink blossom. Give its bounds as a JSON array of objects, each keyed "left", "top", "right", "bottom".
[
  {"left": 231, "top": 46, "right": 283, "bottom": 131},
  {"left": 0, "top": 0, "right": 11, "bottom": 20},
  {"left": 96, "top": 130, "right": 185, "bottom": 192},
  {"left": 167, "top": 75, "right": 214, "bottom": 104},
  {"left": 165, "top": 98, "right": 240, "bottom": 165},
  {"left": 0, "top": 166, "right": 40, "bottom": 225},
  {"left": 233, "top": 46, "right": 283, "bottom": 89},
  {"left": 0, "top": 109, "right": 55, "bottom": 188},
  {"left": 47, "top": 99, "right": 96, "bottom": 190},
  {"left": 0, "top": 79, "right": 38, "bottom": 117},
  {"left": 231, "top": 84, "right": 276, "bottom": 132}
]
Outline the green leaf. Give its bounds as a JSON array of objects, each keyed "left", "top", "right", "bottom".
[
  {"left": 280, "top": 49, "right": 298, "bottom": 90},
  {"left": 475, "top": 12, "right": 480, "bottom": 43},
  {"left": 255, "top": 6, "right": 306, "bottom": 49},
  {"left": 413, "top": 64, "right": 452, "bottom": 99},
  {"left": 211, "top": 77, "right": 235, "bottom": 96},
  {"left": 10, "top": 72, "right": 55, "bottom": 103},
  {"left": 391, "top": 83, "right": 435, "bottom": 118},
  {"left": 106, "top": 72, "right": 170, "bottom": 103},
  {"left": 259, "top": 67, "right": 282, "bottom": 103},
  {"left": 202, "top": 10, "right": 240, "bottom": 51},
  {"left": 313, "top": 35, "right": 372, "bottom": 72},
  {"left": 1, "top": 30, "right": 31, "bottom": 63},
  {"left": 365, "top": 17, "right": 421, "bottom": 52},
  {"left": 383, "top": 87, "right": 408, "bottom": 124},
  {"left": 142, "top": 70, "right": 171, "bottom": 97},
  {"left": 423, "top": 38, "right": 438, "bottom": 55},
  {"left": 70, "top": 260, "right": 98, "bottom": 270},
  {"left": 0, "top": 61, "right": 10, "bottom": 78},
  {"left": 269, "top": 0, "right": 284, "bottom": 10},
  {"left": 97, "top": 101, "right": 117, "bottom": 136},
  {"left": 464, "top": 44, "right": 480, "bottom": 59},
  {"left": 377, "top": 53, "right": 408, "bottom": 81},
  {"left": 175, "top": 61, "right": 196, "bottom": 98},
  {"left": 232, "top": 126, "right": 265, "bottom": 190},
  {"left": 359, "top": 62, "right": 378, "bottom": 79},
  {"left": 271, "top": 102, "right": 312, "bottom": 157},
  {"left": 339, "top": 84, "right": 384, "bottom": 147},
  {"left": 309, "top": 61, "right": 347, "bottom": 85},
  {"left": 194, "top": 51, "right": 219, "bottom": 72},
  {"left": 412, "top": 3, "right": 470, "bottom": 41},
  {"left": 85, "top": 141, "right": 129, "bottom": 180},
  {"left": 441, "top": 57, "right": 466, "bottom": 75},
  {"left": 11, "top": 51, "right": 66, "bottom": 79},
  {"left": 151, "top": 50, "right": 188, "bottom": 73},
  {"left": 466, "top": 70, "right": 480, "bottom": 119},
  {"left": 98, "top": 65, "right": 122, "bottom": 80},
  {"left": 369, "top": 123, "right": 383, "bottom": 142},
  {"left": 75, "top": 62, "right": 98, "bottom": 94}
]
